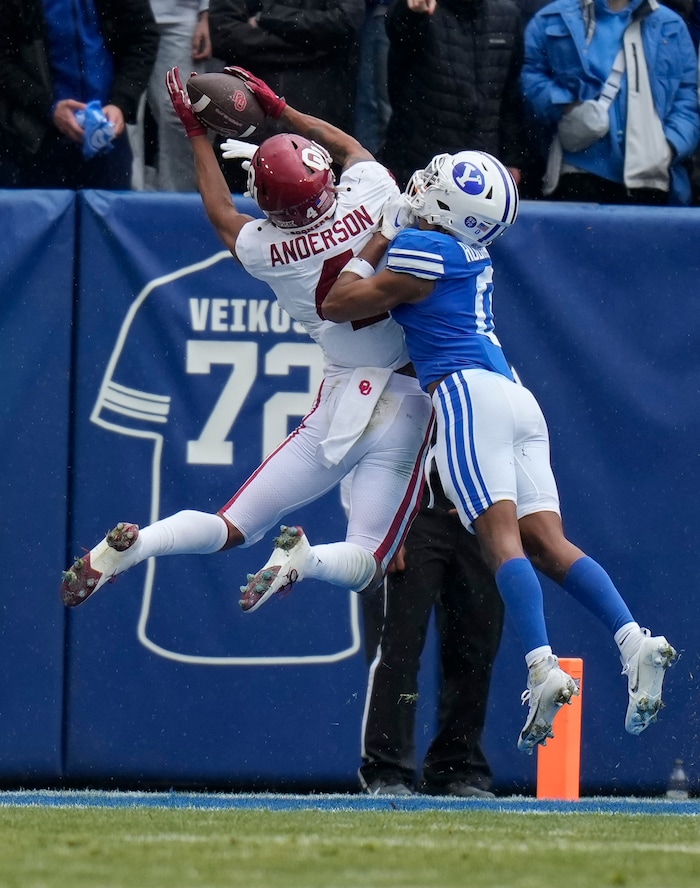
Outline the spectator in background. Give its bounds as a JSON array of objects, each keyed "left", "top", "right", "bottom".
[
  {"left": 521, "top": 0, "right": 700, "bottom": 204},
  {"left": 0, "top": 0, "right": 157, "bottom": 190},
  {"left": 359, "top": 469, "right": 504, "bottom": 797},
  {"left": 207, "top": 0, "right": 365, "bottom": 190},
  {"left": 379, "top": 0, "right": 528, "bottom": 191},
  {"left": 354, "top": 0, "right": 392, "bottom": 154},
  {"left": 132, "top": 1, "right": 212, "bottom": 191}
]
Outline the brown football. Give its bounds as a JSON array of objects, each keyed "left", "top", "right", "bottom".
[{"left": 186, "top": 72, "right": 265, "bottom": 138}]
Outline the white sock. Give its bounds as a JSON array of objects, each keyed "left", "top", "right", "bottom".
[
  {"left": 116, "top": 510, "right": 229, "bottom": 573},
  {"left": 524, "top": 646, "right": 554, "bottom": 688},
  {"left": 305, "top": 542, "right": 378, "bottom": 592},
  {"left": 614, "top": 621, "right": 643, "bottom": 662},
  {"left": 525, "top": 645, "right": 553, "bottom": 670}
]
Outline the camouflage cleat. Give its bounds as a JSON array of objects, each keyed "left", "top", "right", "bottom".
[
  {"left": 517, "top": 655, "right": 580, "bottom": 754},
  {"left": 623, "top": 632, "right": 677, "bottom": 736},
  {"left": 60, "top": 522, "right": 139, "bottom": 607},
  {"left": 106, "top": 522, "right": 139, "bottom": 552},
  {"left": 239, "top": 525, "right": 310, "bottom": 614}
]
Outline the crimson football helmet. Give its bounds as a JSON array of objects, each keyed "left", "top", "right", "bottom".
[
  {"left": 405, "top": 150, "right": 519, "bottom": 246},
  {"left": 247, "top": 133, "right": 337, "bottom": 230}
]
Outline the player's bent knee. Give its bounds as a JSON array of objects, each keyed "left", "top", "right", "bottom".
[
  {"left": 218, "top": 514, "right": 245, "bottom": 550},
  {"left": 356, "top": 560, "right": 384, "bottom": 596}
]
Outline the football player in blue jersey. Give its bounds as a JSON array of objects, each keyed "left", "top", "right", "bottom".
[{"left": 324, "top": 149, "right": 677, "bottom": 752}]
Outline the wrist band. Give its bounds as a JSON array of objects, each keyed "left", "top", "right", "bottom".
[{"left": 342, "top": 257, "right": 375, "bottom": 279}]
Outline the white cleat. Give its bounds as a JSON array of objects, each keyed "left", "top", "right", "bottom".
[
  {"left": 623, "top": 631, "right": 677, "bottom": 735},
  {"left": 60, "top": 522, "right": 139, "bottom": 607},
  {"left": 517, "top": 655, "right": 580, "bottom": 754},
  {"left": 239, "top": 525, "right": 310, "bottom": 614}
]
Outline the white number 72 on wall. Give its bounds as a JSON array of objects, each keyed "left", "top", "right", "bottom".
[{"left": 186, "top": 340, "right": 325, "bottom": 465}]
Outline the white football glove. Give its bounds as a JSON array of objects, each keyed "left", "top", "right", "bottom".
[
  {"left": 379, "top": 193, "right": 414, "bottom": 240},
  {"left": 219, "top": 138, "right": 257, "bottom": 171}
]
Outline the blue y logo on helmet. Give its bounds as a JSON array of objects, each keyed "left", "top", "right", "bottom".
[{"left": 453, "top": 161, "right": 485, "bottom": 195}]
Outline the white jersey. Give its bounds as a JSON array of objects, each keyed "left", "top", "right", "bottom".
[
  {"left": 235, "top": 161, "right": 410, "bottom": 374},
  {"left": 224, "top": 161, "right": 432, "bottom": 571}
]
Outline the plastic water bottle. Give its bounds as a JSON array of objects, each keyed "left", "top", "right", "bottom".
[{"left": 666, "top": 759, "right": 689, "bottom": 800}]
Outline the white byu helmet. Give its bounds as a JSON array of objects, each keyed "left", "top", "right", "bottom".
[{"left": 405, "top": 150, "right": 519, "bottom": 246}]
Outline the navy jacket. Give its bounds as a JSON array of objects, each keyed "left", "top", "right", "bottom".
[{"left": 380, "top": 0, "right": 528, "bottom": 188}]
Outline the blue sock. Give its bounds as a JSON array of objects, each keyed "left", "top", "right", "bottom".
[
  {"left": 562, "top": 556, "right": 634, "bottom": 635},
  {"left": 495, "top": 557, "right": 549, "bottom": 653}
]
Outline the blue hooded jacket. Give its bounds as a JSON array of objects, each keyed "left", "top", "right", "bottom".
[{"left": 522, "top": 0, "right": 700, "bottom": 202}]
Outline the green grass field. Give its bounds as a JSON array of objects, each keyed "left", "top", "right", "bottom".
[{"left": 1, "top": 803, "right": 699, "bottom": 888}]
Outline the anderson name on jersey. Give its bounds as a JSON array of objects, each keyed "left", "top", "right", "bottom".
[
  {"left": 235, "top": 161, "right": 410, "bottom": 374},
  {"left": 387, "top": 228, "right": 515, "bottom": 391}
]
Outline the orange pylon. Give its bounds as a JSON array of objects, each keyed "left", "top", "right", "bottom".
[{"left": 537, "top": 657, "right": 583, "bottom": 801}]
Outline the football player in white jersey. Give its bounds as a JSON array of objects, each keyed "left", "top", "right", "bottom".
[
  {"left": 323, "top": 149, "right": 677, "bottom": 752},
  {"left": 61, "top": 67, "right": 433, "bottom": 615}
]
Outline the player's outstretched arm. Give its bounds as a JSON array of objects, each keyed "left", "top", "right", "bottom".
[
  {"left": 224, "top": 65, "right": 373, "bottom": 171},
  {"left": 324, "top": 259, "right": 433, "bottom": 322},
  {"left": 282, "top": 106, "right": 373, "bottom": 171},
  {"left": 165, "top": 66, "right": 254, "bottom": 255}
]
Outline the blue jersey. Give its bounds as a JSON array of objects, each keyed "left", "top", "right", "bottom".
[{"left": 387, "top": 228, "right": 514, "bottom": 391}]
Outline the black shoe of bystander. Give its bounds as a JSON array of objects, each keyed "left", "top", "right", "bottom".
[
  {"left": 419, "top": 780, "right": 495, "bottom": 799},
  {"left": 362, "top": 778, "right": 415, "bottom": 797}
]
